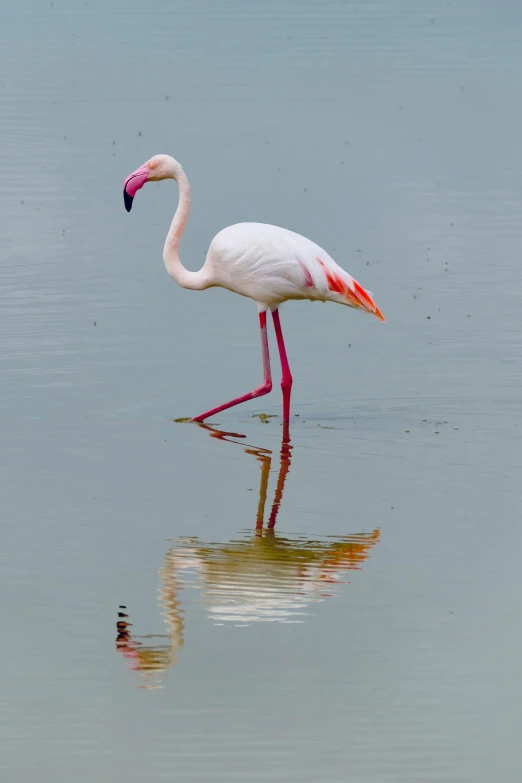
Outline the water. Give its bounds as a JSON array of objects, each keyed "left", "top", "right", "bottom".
[{"left": 2, "top": 0, "right": 522, "bottom": 780}]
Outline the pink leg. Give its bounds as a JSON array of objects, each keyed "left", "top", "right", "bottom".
[
  {"left": 191, "top": 311, "right": 272, "bottom": 422},
  {"left": 271, "top": 309, "right": 293, "bottom": 424}
]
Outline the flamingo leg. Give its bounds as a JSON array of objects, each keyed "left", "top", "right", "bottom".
[
  {"left": 191, "top": 311, "right": 272, "bottom": 422},
  {"left": 271, "top": 309, "right": 293, "bottom": 424}
]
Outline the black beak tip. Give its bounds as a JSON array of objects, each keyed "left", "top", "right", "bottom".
[{"left": 123, "top": 189, "right": 133, "bottom": 212}]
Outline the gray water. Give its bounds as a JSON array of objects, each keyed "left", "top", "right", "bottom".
[{"left": 2, "top": 1, "right": 522, "bottom": 780}]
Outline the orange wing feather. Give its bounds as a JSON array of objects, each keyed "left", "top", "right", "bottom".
[{"left": 316, "top": 259, "right": 385, "bottom": 322}]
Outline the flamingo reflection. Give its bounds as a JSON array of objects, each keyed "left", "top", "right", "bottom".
[
  {"left": 117, "top": 423, "right": 380, "bottom": 686},
  {"left": 115, "top": 548, "right": 184, "bottom": 689}
]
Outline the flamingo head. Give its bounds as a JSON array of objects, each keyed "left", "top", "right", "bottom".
[{"left": 123, "top": 154, "right": 176, "bottom": 212}]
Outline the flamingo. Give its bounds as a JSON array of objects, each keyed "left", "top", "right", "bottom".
[{"left": 123, "top": 154, "right": 385, "bottom": 423}]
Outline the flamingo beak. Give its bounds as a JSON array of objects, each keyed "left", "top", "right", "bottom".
[{"left": 123, "top": 164, "right": 151, "bottom": 212}]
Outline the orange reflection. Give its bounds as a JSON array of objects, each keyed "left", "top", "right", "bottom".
[{"left": 117, "top": 423, "right": 380, "bottom": 686}]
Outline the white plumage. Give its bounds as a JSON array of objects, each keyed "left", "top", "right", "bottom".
[{"left": 207, "top": 221, "right": 380, "bottom": 314}]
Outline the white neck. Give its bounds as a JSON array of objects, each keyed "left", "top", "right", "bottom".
[{"left": 163, "top": 160, "right": 211, "bottom": 290}]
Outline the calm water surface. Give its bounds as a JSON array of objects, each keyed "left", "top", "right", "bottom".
[{"left": 2, "top": 1, "right": 522, "bottom": 780}]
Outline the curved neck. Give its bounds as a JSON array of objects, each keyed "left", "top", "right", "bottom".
[{"left": 163, "top": 162, "right": 210, "bottom": 290}]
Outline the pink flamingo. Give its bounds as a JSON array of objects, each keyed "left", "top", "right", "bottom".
[{"left": 123, "top": 154, "right": 385, "bottom": 423}]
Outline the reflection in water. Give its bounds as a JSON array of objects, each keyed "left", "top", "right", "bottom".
[
  {"left": 117, "top": 424, "right": 379, "bottom": 686},
  {"left": 115, "top": 550, "right": 185, "bottom": 689}
]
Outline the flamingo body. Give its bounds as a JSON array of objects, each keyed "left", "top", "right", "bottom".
[
  {"left": 123, "top": 154, "right": 384, "bottom": 423},
  {"left": 206, "top": 222, "right": 384, "bottom": 319}
]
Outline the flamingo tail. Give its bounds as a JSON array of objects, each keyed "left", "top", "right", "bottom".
[{"left": 317, "top": 259, "right": 386, "bottom": 322}]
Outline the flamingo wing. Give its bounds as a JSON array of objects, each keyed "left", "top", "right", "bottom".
[{"left": 209, "top": 223, "right": 385, "bottom": 321}]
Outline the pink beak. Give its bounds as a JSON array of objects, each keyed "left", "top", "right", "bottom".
[{"left": 123, "top": 163, "right": 150, "bottom": 212}]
